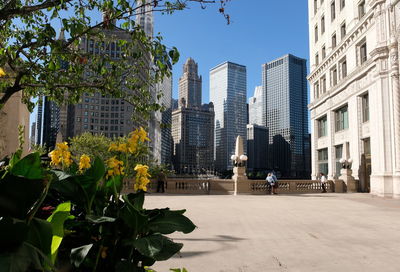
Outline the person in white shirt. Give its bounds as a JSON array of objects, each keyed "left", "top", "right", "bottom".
[{"left": 319, "top": 172, "right": 327, "bottom": 193}]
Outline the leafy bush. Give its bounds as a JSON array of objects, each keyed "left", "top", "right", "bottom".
[{"left": 0, "top": 128, "right": 195, "bottom": 272}]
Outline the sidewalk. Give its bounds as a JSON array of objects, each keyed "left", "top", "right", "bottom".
[{"left": 145, "top": 193, "right": 400, "bottom": 272}]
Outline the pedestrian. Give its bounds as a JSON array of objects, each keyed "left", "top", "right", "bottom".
[
  {"left": 157, "top": 170, "right": 166, "bottom": 193},
  {"left": 265, "top": 173, "right": 273, "bottom": 194},
  {"left": 271, "top": 172, "right": 278, "bottom": 195},
  {"left": 319, "top": 172, "right": 327, "bottom": 193}
]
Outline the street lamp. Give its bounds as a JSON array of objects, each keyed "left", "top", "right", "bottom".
[
  {"left": 339, "top": 157, "right": 353, "bottom": 169},
  {"left": 231, "top": 154, "right": 248, "bottom": 167}
]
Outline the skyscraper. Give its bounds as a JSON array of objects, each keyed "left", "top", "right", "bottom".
[
  {"left": 248, "top": 86, "right": 265, "bottom": 126},
  {"left": 135, "top": 0, "right": 154, "bottom": 38},
  {"left": 263, "top": 54, "right": 309, "bottom": 178},
  {"left": 247, "top": 124, "right": 269, "bottom": 172},
  {"left": 210, "top": 61, "right": 247, "bottom": 171},
  {"left": 172, "top": 58, "right": 214, "bottom": 174},
  {"left": 36, "top": 96, "right": 60, "bottom": 150},
  {"left": 178, "top": 58, "right": 202, "bottom": 108},
  {"left": 157, "top": 74, "right": 173, "bottom": 166}
]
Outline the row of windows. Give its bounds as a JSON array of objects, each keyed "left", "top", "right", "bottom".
[
  {"left": 314, "top": 1, "right": 366, "bottom": 66},
  {"left": 314, "top": 39, "right": 367, "bottom": 99},
  {"left": 317, "top": 93, "right": 369, "bottom": 137},
  {"left": 317, "top": 137, "right": 369, "bottom": 177}
]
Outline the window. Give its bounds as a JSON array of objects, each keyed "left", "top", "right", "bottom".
[
  {"left": 321, "top": 75, "right": 327, "bottom": 94},
  {"left": 318, "top": 115, "right": 327, "bottom": 137},
  {"left": 321, "top": 16, "right": 325, "bottom": 34},
  {"left": 340, "top": 22, "right": 346, "bottom": 39},
  {"left": 335, "top": 145, "right": 343, "bottom": 178},
  {"left": 335, "top": 105, "right": 349, "bottom": 131},
  {"left": 315, "top": 53, "right": 319, "bottom": 66},
  {"left": 332, "top": 33, "right": 337, "bottom": 48},
  {"left": 362, "top": 93, "right": 369, "bottom": 122},
  {"left": 339, "top": 57, "right": 347, "bottom": 79},
  {"left": 318, "top": 148, "right": 329, "bottom": 175},
  {"left": 358, "top": 1, "right": 365, "bottom": 19},
  {"left": 331, "top": 1, "right": 336, "bottom": 21},
  {"left": 315, "top": 25, "right": 319, "bottom": 42},
  {"left": 314, "top": 81, "right": 320, "bottom": 99},
  {"left": 340, "top": 0, "right": 345, "bottom": 10},
  {"left": 322, "top": 45, "right": 326, "bottom": 59},
  {"left": 359, "top": 41, "right": 367, "bottom": 64},
  {"left": 314, "top": 0, "right": 318, "bottom": 14},
  {"left": 330, "top": 65, "right": 338, "bottom": 86}
]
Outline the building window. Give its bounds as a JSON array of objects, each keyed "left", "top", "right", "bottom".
[
  {"left": 314, "top": 0, "right": 318, "bottom": 14},
  {"left": 314, "top": 81, "right": 320, "bottom": 99},
  {"left": 335, "top": 145, "right": 343, "bottom": 178},
  {"left": 315, "top": 25, "right": 319, "bottom": 42},
  {"left": 340, "top": 0, "right": 345, "bottom": 10},
  {"left": 332, "top": 33, "right": 337, "bottom": 48},
  {"left": 362, "top": 93, "right": 369, "bottom": 122},
  {"left": 321, "top": 75, "right": 327, "bottom": 94},
  {"left": 318, "top": 148, "right": 329, "bottom": 175},
  {"left": 315, "top": 53, "right": 319, "bottom": 66},
  {"left": 340, "top": 22, "right": 346, "bottom": 39},
  {"left": 322, "top": 45, "right": 326, "bottom": 59},
  {"left": 358, "top": 1, "right": 365, "bottom": 19},
  {"left": 339, "top": 57, "right": 347, "bottom": 79},
  {"left": 330, "top": 65, "right": 338, "bottom": 86},
  {"left": 331, "top": 0, "right": 336, "bottom": 21},
  {"left": 321, "top": 16, "right": 325, "bottom": 34},
  {"left": 318, "top": 115, "right": 327, "bottom": 137},
  {"left": 335, "top": 105, "right": 349, "bottom": 132},
  {"left": 359, "top": 40, "right": 367, "bottom": 64}
]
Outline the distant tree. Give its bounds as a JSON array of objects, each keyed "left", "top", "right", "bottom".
[{"left": 0, "top": 0, "right": 231, "bottom": 118}]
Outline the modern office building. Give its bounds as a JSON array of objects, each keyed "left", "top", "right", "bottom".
[
  {"left": 248, "top": 85, "right": 265, "bottom": 126},
  {"left": 172, "top": 58, "right": 214, "bottom": 174},
  {"left": 171, "top": 103, "right": 215, "bottom": 174},
  {"left": 157, "top": 74, "right": 173, "bottom": 166},
  {"left": 247, "top": 124, "right": 269, "bottom": 172},
  {"left": 36, "top": 96, "right": 60, "bottom": 150},
  {"left": 210, "top": 61, "right": 247, "bottom": 171},
  {"left": 263, "top": 54, "right": 309, "bottom": 178},
  {"left": 308, "top": 0, "right": 400, "bottom": 197}
]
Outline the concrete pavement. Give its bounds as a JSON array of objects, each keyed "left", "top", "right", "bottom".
[{"left": 144, "top": 193, "right": 400, "bottom": 272}]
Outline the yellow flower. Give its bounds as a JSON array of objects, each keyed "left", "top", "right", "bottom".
[
  {"left": 49, "top": 143, "right": 73, "bottom": 168},
  {"left": 108, "top": 142, "right": 118, "bottom": 152},
  {"left": 0, "top": 68, "right": 6, "bottom": 77},
  {"left": 117, "top": 143, "right": 128, "bottom": 153},
  {"left": 79, "top": 154, "right": 91, "bottom": 173},
  {"left": 134, "top": 164, "right": 151, "bottom": 191},
  {"left": 136, "top": 127, "right": 150, "bottom": 142},
  {"left": 106, "top": 157, "right": 124, "bottom": 179}
]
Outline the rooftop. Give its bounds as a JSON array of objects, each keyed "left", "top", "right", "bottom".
[{"left": 145, "top": 193, "right": 400, "bottom": 272}]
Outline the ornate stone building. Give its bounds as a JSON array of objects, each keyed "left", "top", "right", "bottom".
[{"left": 308, "top": 0, "right": 400, "bottom": 197}]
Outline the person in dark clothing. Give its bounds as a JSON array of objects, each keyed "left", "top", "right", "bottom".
[{"left": 157, "top": 171, "right": 166, "bottom": 193}]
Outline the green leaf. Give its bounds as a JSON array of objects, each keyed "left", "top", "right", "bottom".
[
  {"left": 47, "top": 202, "right": 73, "bottom": 264},
  {"left": 70, "top": 244, "right": 93, "bottom": 268},
  {"left": 126, "top": 191, "right": 145, "bottom": 210},
  {"left": 0, "top": 243, "right": 39, "bottom": 272},
  {"left": 86, "top": 215, "right": 115, "bottom": 224},
  {"left": 51, "top": 170, "right": 72, "bottom": 182},
  {"left": 10, "top": 153, "right": 43, "bottom": 180},
  {"left": 0, "top": 217, "right": 29, "bottom": 252},
  {"left": 133, "top": 234, "right": 183, "bottom": 261},
  {"left": 0, "top": 174, "right": 44, "bottom": 219},
  {"left": 120, "top": 197, "right": 147, "bottom": 232},
  {"left": 26, "top": 218, "right": 53, "bottom": 256},
  {"left": 148, "top": 210, "right": 196, "bottom": 235}
]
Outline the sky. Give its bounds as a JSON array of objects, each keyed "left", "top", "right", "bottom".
[{"left": 153, "top": 0, "right": 310, "bottom": 103}]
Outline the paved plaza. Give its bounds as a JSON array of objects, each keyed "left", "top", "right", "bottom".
[{"left": 144, "top": 193, "right": 400, "bottom": 272}]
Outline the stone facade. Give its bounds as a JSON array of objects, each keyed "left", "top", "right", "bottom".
[{"left": 308, "top": 0, "right": 400, "bottom": 197}]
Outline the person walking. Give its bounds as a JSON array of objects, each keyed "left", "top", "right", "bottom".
[
  {"left": 157, "top": 170, "right": 166, "bottom": 193},
  {"left": 266, "top": 173, "right": 273, "bottom": 194},
  {"left": 319, "top": 172, "right": 327, "bottom": 193}
]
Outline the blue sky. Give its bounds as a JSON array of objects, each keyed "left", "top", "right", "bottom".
[{"left": 154, "top": 0, "right": 310, "bottom": 103}]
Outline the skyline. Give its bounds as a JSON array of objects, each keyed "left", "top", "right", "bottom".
[{"left": 154, "top": 0, "right": 310, "bottom": 103}]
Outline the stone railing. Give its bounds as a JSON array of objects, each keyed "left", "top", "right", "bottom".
[{"left": 123, "top": 178, "right": 336, "bottom": 195}]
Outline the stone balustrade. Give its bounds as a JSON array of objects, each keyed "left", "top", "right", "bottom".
[{"left": 123, "top": 178, "right": 336, "bottom": 195}]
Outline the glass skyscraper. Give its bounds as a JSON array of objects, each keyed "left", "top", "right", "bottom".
[
  {"left": 210, "top": 61, "right": 247, "bottom": 171},
  {"left": 263, "top": 54, "right": 309, "bottom": 178}
]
